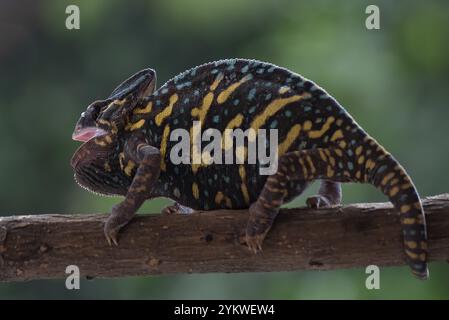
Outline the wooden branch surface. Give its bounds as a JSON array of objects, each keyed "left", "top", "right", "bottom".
[{"left": 1, "top": 194, "right": 448, "bottom": 282}]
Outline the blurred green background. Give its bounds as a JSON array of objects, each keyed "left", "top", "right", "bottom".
[{"left": 0, "top": 0, "right": 448, "bottom": 299}]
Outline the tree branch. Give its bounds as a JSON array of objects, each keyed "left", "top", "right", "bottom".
[{"left": 0, "top": 194, "right": 448, "bottom": 282}]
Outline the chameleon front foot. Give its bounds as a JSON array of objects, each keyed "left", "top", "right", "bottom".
[
  {"left": 103, "top": 202, "right": 134, "bottom": 246},
  {"left": 245, "top": 202, "right": 276, "bottom": 254},
  {"left": 104, "top": 222, "right": 120, "bottom": 246}
]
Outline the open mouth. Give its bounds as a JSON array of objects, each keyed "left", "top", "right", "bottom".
[
  {"left": 71, "top": 127, "right": 109, "bottom": 169},
  {"left": 72, "top": 127, "right": 108, "bottom": 142}
]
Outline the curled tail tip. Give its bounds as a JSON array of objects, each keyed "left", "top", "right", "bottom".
[{"left": 367, "top": 152, "right": 429, "bottom": 280}]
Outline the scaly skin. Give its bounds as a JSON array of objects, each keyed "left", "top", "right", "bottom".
[{"left": 71, "top": 59, "right": 428, "bottom": 279}]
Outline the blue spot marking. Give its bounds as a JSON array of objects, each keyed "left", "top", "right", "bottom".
[
  {"left": 377, "top": 165, "right": 388, "bottom": 174},
  {"left": 270, "top": 120, "right": 278, "bottom": 128},
  {"left": 176, "top": 81, "right": 191, "bottom": 90},
  {"left": 212, "top": 115, "right": 220, "bottom": 123},
  {"left": 347, "top": 149, "right": 354, "bottom": 157},
  {"left": 194, "top": 90, "right": 200, "bottom": 96},
  {"left": 348, "top": 162, "right": 354, "bottom": 170},
  {"left": 304, "top": 106, "right": 312, "bottom": 112},
  {"left": 190, "top": 69, "right": 197, "bottom": 77},
  {"left": 224, "top": 176, "right": 230, "bottom": 184},
  {"left": 156, "top": 100, "right": 161, "bottom": 106},
  {"left": 247, "top": 88, "right": 256, "bottom": 100},
  {"left": 256, "top": 68, "right": 264, "bottom": 74},
  {"left": 204, "top": 190, "right": 209, "bottom": 197},
  {"left": 241, "top": 65, "right": 249, "bottom": 73},
  {"left": 267, "top": 66, "right": 275, "bottom": 72},
  {"left": 285, "top": 110, "right": 292, "bottom": 117},
  {"left": 233, "top": 99, "right": 240, "bottom": 106},
  {"left": 249, "top": 106, "right": 257, "bottom": 113},
  {"left": 265, "top": 93, "right": 272, "bottom": 101},
  {"left": 173, "top": 118, "right": 179, "bottom": 125},
  {"left": 183, "top": 97, "right": 190, "bottom": 104},
  {"left": 211, "top": 69, "right": 218, "bottom": 74},
  {"left": 161, "top": 88, "right": 168, "bottom": 94}
]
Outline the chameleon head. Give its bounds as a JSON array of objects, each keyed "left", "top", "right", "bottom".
[
  {"left": 70, "top": 68, "right": 157, "bottom": 196},
  {"left": 72, "top": 68, "right": 157, "bottom": 142}
]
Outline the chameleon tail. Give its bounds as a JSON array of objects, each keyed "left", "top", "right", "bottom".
[{"left": 365, "top": 138, "right": 428, "bottom": 279}]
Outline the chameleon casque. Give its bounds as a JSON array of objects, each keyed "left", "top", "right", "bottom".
[{"left": 71, "top": 59, "right": 428, "bottom": 279}]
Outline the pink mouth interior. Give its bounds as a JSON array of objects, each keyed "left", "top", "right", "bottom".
[{"left": 72, "top": 127, "right": 108, "bottom": 142}]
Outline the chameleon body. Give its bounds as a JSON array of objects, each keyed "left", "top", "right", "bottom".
[{"left": 71, "top": 59, "right": 428, "bottom": 279}]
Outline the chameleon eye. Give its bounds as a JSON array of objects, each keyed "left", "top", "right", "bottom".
[{"left": 87, "top": 101, "right": 105, "bottom": 120}]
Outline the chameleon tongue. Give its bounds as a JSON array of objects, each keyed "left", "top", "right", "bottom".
[{"left": 72, "top": 127, "right": 107, "bottom": 142}]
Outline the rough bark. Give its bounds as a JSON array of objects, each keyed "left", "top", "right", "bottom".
[{"left": 0, "top": 194, "right": 448, "bottom": 282}]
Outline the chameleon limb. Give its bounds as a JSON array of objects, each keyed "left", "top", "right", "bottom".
[
  {"left": 246, "top": 148, "right": 342, "bottom": 253},
  {"left": 104, "top": 134, "right": 161, "bottom": 246}
]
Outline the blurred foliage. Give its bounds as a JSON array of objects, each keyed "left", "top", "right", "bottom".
[{"left": 0, "top": 0, "right": 448, "bottom": 299}]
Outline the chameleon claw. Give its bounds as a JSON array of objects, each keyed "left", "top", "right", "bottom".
[
  {"left": 104, "top": 231, "right": 119, "bottom": 247},
  {"left": 245, "top": 233, "right": 266, "bottom": 254},
  {"left": 104, "top": 220, "right": 120, "bottom": 246},
  {"left": 161, "top": 206, "right": 176, "bottom": 215},
  {"left": 306, "top": 195, "right": 331, "bottom": 209}
]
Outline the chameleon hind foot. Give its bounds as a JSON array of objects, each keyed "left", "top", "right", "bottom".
[
  {"left": 245, "top": 201, "right": 277, "bottom": 254},
  {"left": 162, "top": 202, "right": 194, "bottom": 215},
  {"left": 306, "top": 181, "right": 342, "bottom": 208},
  {"left": 306, "top": 195, "right": 332, "bottom": 208}
]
